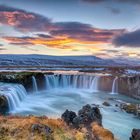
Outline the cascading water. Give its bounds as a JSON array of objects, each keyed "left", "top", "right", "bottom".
[
  {"left": 32, "top": 76, "right": 38, "bottom": 92},
  {"left": 0, "top": 84, "right": 27, "bottom": 111},
  {"left": 44, "top": 74, "right": 100, "bottom": 90},
  {"left": 91, "top": 76, "right": 100, "bottom": 91},
  {"left": 1, "top": 74, "right": 101, "bottom": 113},
  {"left": 111, "top": 77, "right": 118, "bottom": 94},
  {"left": 0, "top": 74, "right": 139, "bottom": 140}
]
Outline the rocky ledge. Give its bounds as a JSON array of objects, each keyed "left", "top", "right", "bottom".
[
  {"left": 0, "top": 72, "right": 54, "bottom": 92},
  {"left": 120, "top": 103, "right": 140, "bottom": 118},
  {"left": 130, "top": 129, "right": 140, "bottom": 140},
  {"left": 0, "top": 95, "right": 8, "bottom": 115}
]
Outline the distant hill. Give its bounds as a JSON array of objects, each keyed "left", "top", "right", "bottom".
[{"left": 0, "top": 54, "right": 115, "bottom": 67}]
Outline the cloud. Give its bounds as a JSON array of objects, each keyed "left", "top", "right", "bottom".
[
  {"left": 3, "top": 36, "right": 76, "bottom": 49},
  {"left": 0, "top": 5, "right": 52, "bottom": 32},
  {"left": 82, "top": 0, "right": 140, "bottom": 5},
  {"left": 113, "top": 29, "right": 140, "bottom": 47},
  {"left": 50, "top": 22, "right": 124, "bottom": 43},
  {"left": 3, "top": 24, "right": 124, "bottom": 49},
  {"left": 107, "top": 7, "right": 121, "bottom": 14},
  {"left": 82, "top": 0, "right": 105, "bottom": 3},
  {"left": 36, "top": 34, "right": 53, "bottom": 38},
  {"left": 0, "top": 5, "right": 125, "bottom": 50},
  {"left": 0, "top": 44, "right": 6, "bottom": 51}
]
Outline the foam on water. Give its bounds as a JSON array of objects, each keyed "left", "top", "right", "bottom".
[{"left": 0, "top": 74, "right": 139, "bottom": 140}]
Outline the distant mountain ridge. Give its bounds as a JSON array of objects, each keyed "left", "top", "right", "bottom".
[
  {"left": 0, "top": 54, "right": 139, "bottom": 67},
  {"left": 0, "top": 54, "right": 114, "bottom": 67}
]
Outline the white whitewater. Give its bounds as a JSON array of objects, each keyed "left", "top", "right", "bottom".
[
  {"left": 111, "top": 77, "right": 118, "bottom": 94},
  {"left": 32, "top": 76, "right": 38, "bottom": 92},
  {"left": 1, "top": 74, "right": 140, "bottom": 140},
  {"left": 2, "top": 74, "right": 101, "bottom": 112},
  {"left": 44, "top": 74, "right": 100, "bottom": 90},
  {"left": 2, "top": 83, "right": 139, "bottom": 140},
  {"left": 0, "top": 84, "right": 27, "bottom": 111},
  {"left": 91, "top": 76, "right": 100, "bottom": 91}
]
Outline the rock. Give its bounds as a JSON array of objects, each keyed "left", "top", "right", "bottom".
[
  {"left": 31, "top": 124, "right": 53, "bottom": 136},
  {"left": 77, "top": 104, "right": 102, "bottom": 126},
  {"left": 102, "top": 101, "right": 111, "bottom": 106},
  {"left": 61, "top": 109, "right": 77, "bottom": 125},
  {"left": 130, "top": 129, "right": 140, "bottom": 140},
  {"left": 62, "top": 104, "right": 102, "bottom": 128},
  {"left": 0, "top": 95, "right": 9, "bottom": 114},
  {"left": 121, "top": 103, "right": 137, "bottom": 114}
]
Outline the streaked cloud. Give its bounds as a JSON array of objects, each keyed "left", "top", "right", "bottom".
[
  {"left": 0, "top": 5, "right": 125, "bottom": 49},
  {"left": 0, "top": 4, "right": 139, "bottom": 60},
  {"left": 82, "top": 0, "right": 140, "bottom": 5},
  {"left": 0, "top": 5, "right": 52, "bottom": 32},
  {"left": 107, "top": 7, "right": 121, "bottom": 15},
  {"left": 113, "top": 29, "right": 140, "bottom": 47}
]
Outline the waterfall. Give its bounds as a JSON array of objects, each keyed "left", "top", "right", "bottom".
[
  {"left": 111, "top": 77, "right": 118, "bottom": 94},
  {"left": 1, "top": 84, "right": 28, "bottom": 111},
  {"left": 44, "top": 74, "right": 100, "bottom": 90},
  {"left": 91, "top": 76, "right": 100, "bottom": 91},
  {"left": 32, "top": 76, "right": 38, "bottom": 92}
]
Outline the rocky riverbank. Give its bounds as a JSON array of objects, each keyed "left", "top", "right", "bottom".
[{"left": 0, "top": 104, "right": 116, "bottom": 140}]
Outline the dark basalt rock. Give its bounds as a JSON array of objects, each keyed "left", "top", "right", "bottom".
[
  {"left": 0, "top": 95, "right": 9, "bottom": 114},
  {"left": 61, "top": 104, "right": 102, "bottom": 128},
  {"left": 102, "top": 101, "right": 111, "bottom": 106},
  {"left": 61, "top": 109, "right": 77, "bottom": 125},
  {"left": 0, "top": 72, "right": 54, "bottom": 92},
  {"left": 34, "top": 73, "right": 46, "bottom": 91},
  {"left": 130, "top": 129, "right": 140, "bottom": 140},
  {"left": 77, "top": 104, "right": 102, "bottom": 126}
]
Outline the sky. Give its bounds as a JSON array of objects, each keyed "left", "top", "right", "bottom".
[{"left": 0, "top": 0, "right": 140, "bottom": 61}]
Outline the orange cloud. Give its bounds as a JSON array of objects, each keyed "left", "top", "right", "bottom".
[{"left": 0, "top": 5, "right": 125, "bottom": 51}]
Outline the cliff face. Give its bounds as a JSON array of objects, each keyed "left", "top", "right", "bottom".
[
  {"left": 98, "top": 75, "right": 140, "bottom": 100},
  {"left": 0, "top": 72, "right": 54, "bottom": 92},
  {"left": 118, "top": 76, "right": 140, "bottom": 99},
  {"left": 99, "top": 76, "right": 114, "bottom": 92},
  {"left": 0, "top": 72, "right": 140, "bottom": 100}
]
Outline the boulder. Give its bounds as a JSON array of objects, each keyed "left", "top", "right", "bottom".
[
  {"left": 61, "top": 104, "right": 102, "bottom": 128},
  {"left": 102, "top": 101, "right": 111, "bottom": 107},
  {"left": 121, "top": 103, "right": 137, "bottom": 114},
  {"left": 61, "top": 109, "right": 77, "bottom": 125},
  {"left": 130, "top": 129, "right": 140, "bottom": 140},
  {"left": 0, "top": 95, "right": 9, "bottom": 114},
  {"left": 77, "top": 104, "right": 102, "bottom": 126}
]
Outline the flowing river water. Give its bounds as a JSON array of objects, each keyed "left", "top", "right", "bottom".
[{"left": 0, "top": 74, "right": 140, "bottom": 140}]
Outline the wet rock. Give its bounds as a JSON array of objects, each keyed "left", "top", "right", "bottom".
[
  {"left": 31, "top": 124, "right": 53, "bottom": 136},
  {"left": 121, "top": 103, "right": 137, "bottom": 114},
  {"left": 0, "top": 95, "right": 9, "bottom": 114},
  {"left": 77, "top": 104, "right": 102, "bottom": 126},
  {"left": 34, "top": 73, "right": 46, "bottom": 90},
  {"left": 130, "top": 129, "right": 140, "bottom": 140},
  {"left": 62, "top": 104, "right": 102, "bottom": 128},
  {"left": 102, "top": 101, "right": 111, "bottom": 106},
  {"left": 61, "top": 109, "right": 77, "bottom": 125}
]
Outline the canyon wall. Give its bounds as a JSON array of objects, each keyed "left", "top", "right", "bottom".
[
  {"left": 0, "top": 72, "right": 140, "bottom": 100},
  {"left": 99, "top": 75, "right": 140, "bottom": 100}
]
